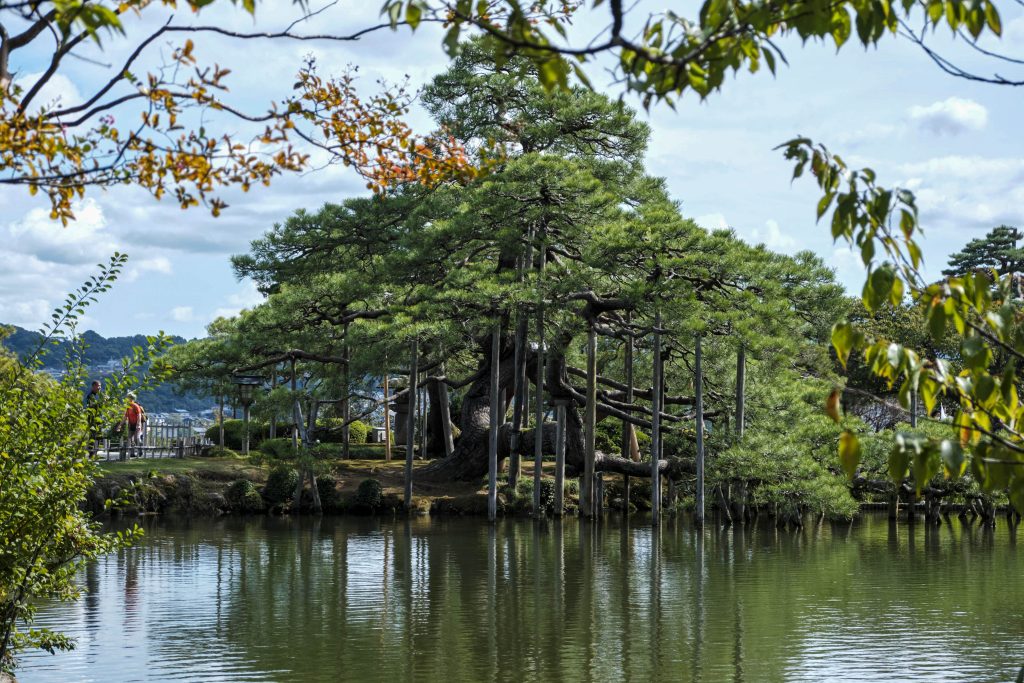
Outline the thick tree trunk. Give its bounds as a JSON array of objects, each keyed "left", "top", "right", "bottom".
[
  {"left": 420, "top": 332, "right": 693, "bottom": 483},
  {"left": 426, "top": 377, "right": 454, "bottom": 458},
  {"left": 420, "top": 337, "right": 518, "bottom": 482}
]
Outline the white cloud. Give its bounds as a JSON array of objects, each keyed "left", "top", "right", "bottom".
[
  {"left": 171, "top": 306, "right": 195, "bottom": 322},
  {"left": 749, "top": 219, "right": 797, "bottom": 251},
  {"left": 7, "top": 198, "right": 115, "bottom": 265},
  {"left": 14, "top": 72, "right": 83, "bottom": 113},
  {"left": 209, "top": 282, "right": 264, "bottom": 322},
  {"left": 124, "top": 256, "right": 173, "bottom": 282},
  {"left": 908, "top": 97, "right": 988, "bottom": 135},
  {"left": 694, "top": 213, "right": 728, "bottom": 230},
  {"left": 834, "top": 122, "right": 902, "bottom": 148},
  {"left": 898, "top": 155, "right": 1024, "bottom": 179},
  {"left": 896, "top": 155, "right": 1024, "bottom": 234},
  {"left": 1006, "top": 16, "right": 1024, "bottom": 42},
  {"left": 829, "top": 247, "right": 868, "bottom": 291}
]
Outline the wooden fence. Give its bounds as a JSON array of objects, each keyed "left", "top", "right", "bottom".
[{"left": 99, "top": 422, "right": 212, "bottom": 461}]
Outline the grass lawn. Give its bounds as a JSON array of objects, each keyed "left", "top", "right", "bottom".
[{"left": 99, "top": 456, "right": 263, "bottom": 480}]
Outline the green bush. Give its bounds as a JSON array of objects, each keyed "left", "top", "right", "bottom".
[
  {"left": 259, "top": 437, "right": 299, "bottom": 460},
  {"left": 318, "top": 418, "right": 371, "bottom": 444},
  {"left": 349, "top": 420, "right": 370, "bottom": 444},
  {"left": 263, "top": 465, "right": 299, "bottom": 505},
  {"left": 204, "top": 419, "right": 269, "bottom": 451},
  {"left": 593, "top": 421, "right": 652, "bottom": 457},
  {"left": 316, "top": 474, "right": 340, "bottom": 510},
  {"left": 206, "top": 445, "right": 238, "bottom": 458},
  {"left": 354, "top": 478, "right": 383, "bottom": 511},
  {"left": 225, "top": 479, "right": 265, "bottom": 513}
]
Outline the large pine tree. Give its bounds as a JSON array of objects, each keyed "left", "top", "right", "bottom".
[{"left": 942, "top": 225, "right": 1024, "bottom": 278}]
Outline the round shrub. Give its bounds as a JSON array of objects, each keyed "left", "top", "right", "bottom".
[
  {"left": 225, "top": 479, "right": 265, "bottom": 513},
  {"left": 348, "top": 419, "right": 370, "bottom": 444},
  {"left": 316, "top": 474, "right": 340, "bottom": 510},
  {"left": 318, "top": 418, "right": 371, "bottom": 445},
  {"left": 205, "top": 419, "right": 270, "bottom": 451},
  {"left": 263, "top": 465, "right": 299, "bottom": 505},
  {"left": 354, "top": 478, "right": 383, "bottom": 511}
]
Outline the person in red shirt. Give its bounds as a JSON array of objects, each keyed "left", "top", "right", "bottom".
[{"left": 119, "top": 392, "right": 147, "bottom": 459}]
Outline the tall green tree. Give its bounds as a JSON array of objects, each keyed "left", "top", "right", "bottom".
[{"left": 180, "top": 51, "right": 852, "bottom": 520}]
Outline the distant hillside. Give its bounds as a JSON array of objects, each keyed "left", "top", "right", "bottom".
[{"left": 1, "top": 324, "right": 213, "bottom": 414}]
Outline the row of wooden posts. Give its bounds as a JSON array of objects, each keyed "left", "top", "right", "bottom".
[{"left": 391, "top": 312, "right": 746, "bottom": 526}]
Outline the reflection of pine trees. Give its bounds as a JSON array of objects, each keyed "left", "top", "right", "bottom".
[{"left": 47, "top": 516, "right": 1024, "bottom": 682}]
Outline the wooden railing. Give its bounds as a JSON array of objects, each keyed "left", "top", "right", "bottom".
[{"left": 98, "top": 422, "right": 212, "bottom": 461}]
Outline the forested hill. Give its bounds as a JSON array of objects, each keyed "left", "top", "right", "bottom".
[
  {"left": 0, "top": 325, "right": 185, "bottom": 368},
  {"left": 1, "top": 324, "right": 212, "bottom": 414}
]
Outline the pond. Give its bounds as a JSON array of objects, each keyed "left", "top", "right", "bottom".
[{"left": 16, "top": 513, "right": 1024, "bottom": 682}]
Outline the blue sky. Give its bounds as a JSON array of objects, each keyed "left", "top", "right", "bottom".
[{"left": 2, "top": 2, "right": 1022, "bottom": 338}]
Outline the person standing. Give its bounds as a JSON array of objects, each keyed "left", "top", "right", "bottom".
[{"left": 119, "top": 392, "right": 147, "bottom": 459}]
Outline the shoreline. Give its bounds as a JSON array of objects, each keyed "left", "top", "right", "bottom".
[{"left": 90, "top": 456, "right": 1018, "bottom": 525}]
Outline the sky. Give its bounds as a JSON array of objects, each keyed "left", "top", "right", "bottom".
[{"left": 1, "top": 1, "right": 1023, "bottom": 339}]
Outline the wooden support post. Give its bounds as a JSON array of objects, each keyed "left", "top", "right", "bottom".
[
  {"left": 242, "top": 403, "right": 251, "bottom": 455},
  {"left": 290, "top": 358, "right": 298, "bottom": 451},
  {"left": 584, "top": 324, "right": 598, "bottom": 518},
  {"left": 488, "top": 321, "right": 501, "bottom": 522},
  {"left": 383, "top": 368, "right": 392, "bottom": 462},
  {"left": 735, "top": 345, "right": 746, "bottom": 441},
  {"left": 418, "top": 383, "right": 427, "bottom": 460},
  {"left": 908, "top": 387, "right": 918, "bottom": 524},
  {"left": 510, "top": 232, "right": 533, "bottom": 487},
  {"left": 554, "top": 402, "right": 566, "bottom": 517},
  {"left": 404, "top": 339, "right": 417, "bottom": 509},
  {"left": 510, "top": 314, "right": 527, "bottom": 487},
  {"left": 622, "top": 316, "right": 634, "bottom": 509},
  {"left": 343, "top": 323, "right": 351, "bottom": 460},
  {"left": 218, "top": 395, "right": 225, "bottom": 448},
  {"left": 651, "top": 311, "right": 663, "bottom": 525},
  {"left": 269, "top": 367, "right": 278, "bottom": 440},
  {"left": 532, "top": 238, "right": 547, "bottom": 516},
  {"left": 695, "top": 334, "right": 706, "bottom": 527}
]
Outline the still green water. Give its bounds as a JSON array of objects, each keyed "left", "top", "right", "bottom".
[{"left": 17, "top": 514, "right": 1024, "bottom": 682}]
